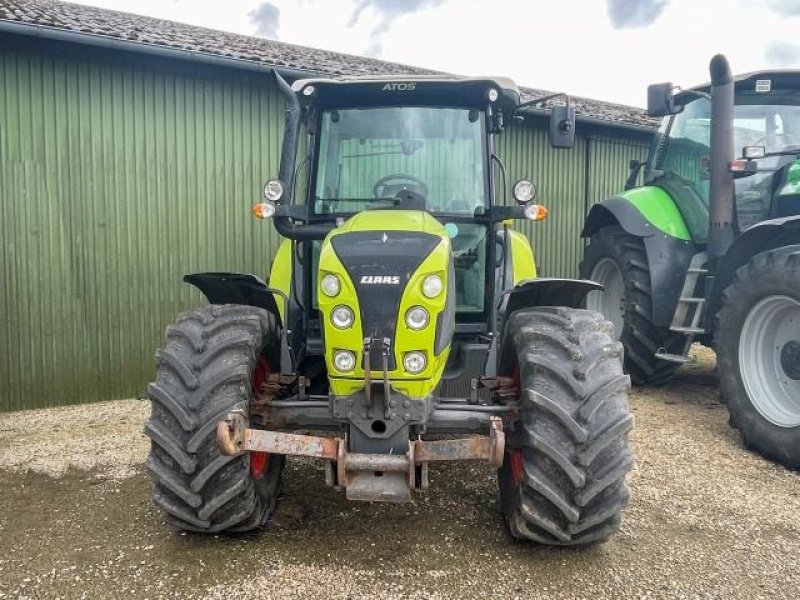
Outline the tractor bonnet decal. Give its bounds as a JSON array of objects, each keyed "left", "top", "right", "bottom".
[{"left": 360, "top": 275, "right": 401, "bottom": 284}]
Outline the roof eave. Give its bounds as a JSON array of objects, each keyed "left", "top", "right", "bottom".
[
  {"left": 0, "top": 17, "right": 318, "bottom": 80},
  {"left": 0, "top": 16, "right": 655, "bottom": 132}
]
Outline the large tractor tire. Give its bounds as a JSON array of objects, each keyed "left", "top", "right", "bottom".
[
  {"left": 716, "top": 245, "right": 800, "bottom": 469},
  {"left": 144, "top": 304, "right": 285, "bottom": 532},
  {"left": 581, "top": 225, "right": 684, "bottom": 385},
  {"left": 498, "top": 307, "right": 634, "bottom": 545}
]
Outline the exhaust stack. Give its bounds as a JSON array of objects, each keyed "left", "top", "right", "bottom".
[{"left": 707, "top": 54, "right": 735, "bottom": 258}]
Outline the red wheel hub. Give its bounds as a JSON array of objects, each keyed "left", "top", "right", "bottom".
[
  {"left": 510, "top": 449, "right": 523, "bottom": 485},
  {"left": 507, "top": 365, "right": 523, "bottom": 485},
  {"left": 249, "top": 356, "right": 271, "bottom": 480}
]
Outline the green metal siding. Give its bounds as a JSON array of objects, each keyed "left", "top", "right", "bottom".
[
  {"left": 1, "top": 41, "right": 284, "bottom": 411},
  {"left": 0, "top": 38, "right": 651, "bottom": 411},
  {"left": 496, "top": 124, "right": 650, "bottom": 278}
]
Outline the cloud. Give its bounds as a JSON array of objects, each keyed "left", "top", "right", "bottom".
[
  {"left": 249, "top": 2, "right": 281, "bottom": 39},
  {"left": 766, "top": 0, "right": 800, "bottom": 17},
  {"left": 765, "top": 40, "right": 800, "bottom": 66},
  {"left": 606, "top": 0, "right": 668, "bottom": 29},
  {"left": 348, "top": 0, "right": 444, "bottom": 56}
]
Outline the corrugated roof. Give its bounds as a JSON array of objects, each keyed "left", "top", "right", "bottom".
[{"left": 0, "top": 0, "right": 658, "bottom": 129}]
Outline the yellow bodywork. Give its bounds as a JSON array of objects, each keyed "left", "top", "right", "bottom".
[
  {"left": 267, "top": 211, "right": 539, "bottom": 401},
  {"left": 318, "top": 210, "right": 451, "bottom": 399},
  {"left": 507, "top": 228, "right": 537, "bottom": 283},
  {"left": 269, "top": 239, "right": 293, "bottom": 323}
]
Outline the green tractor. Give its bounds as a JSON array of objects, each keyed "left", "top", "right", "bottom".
[
  {"left": 582, "top": 55, "right": 800, "bottom": 469},
  {"left": 144, "top": 74, "right": 635, "bottom": 544}
]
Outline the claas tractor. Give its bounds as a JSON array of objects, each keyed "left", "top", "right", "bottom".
[
  {"left": 144, "top": 73, "right": 635, "bottom": 544},
  {"left": 582, "top": 54, "right": 800, "bottom": 469}
]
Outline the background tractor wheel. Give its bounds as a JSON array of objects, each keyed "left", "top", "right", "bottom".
[
  {"left": 498, "top": 307, "right": 634, "bottom": 545},
  {"left": 581, "top": 225, "right": 685, "bottom": 385},
  {"left": 144, "top": 304, "right": 285, "bottom": 533},
  {"left": 716, "top": 245, "right": 800, "bottom": 469}
]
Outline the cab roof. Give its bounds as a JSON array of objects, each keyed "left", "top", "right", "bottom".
[
  {"left": 291, "top": 75, "right": 521, "bottom": 110},
  {"left": 688, "top": 70, "right": 800, "bottom": 95}
]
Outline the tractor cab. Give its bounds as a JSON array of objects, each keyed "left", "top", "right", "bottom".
[
  {"left": 302, "top": 77, "right": 515, "bottom": 318},
  {"left": 260, "top": 75, "right": 574, "bottom": 361},
  {"left": 644, "top": 71, "right": 800, "bottom": 239}
]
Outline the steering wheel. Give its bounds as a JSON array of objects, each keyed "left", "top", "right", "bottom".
[{"left": 373, "top": 174, "right": 429, "bottom": 199}]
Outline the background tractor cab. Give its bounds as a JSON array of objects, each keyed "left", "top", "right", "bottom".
[
  {"left": 145, "top": 72, "right": 636, "bottom": 546},
  {"left": 645, "top": 71, "right": 800, "bottom": 239},
  {"left": 582, "top": 55, "right": 800, "bottom": 469}
]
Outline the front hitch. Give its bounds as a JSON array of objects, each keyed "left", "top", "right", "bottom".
[{"left": 215, "top": 413, "right": 506, "bottom": 501}]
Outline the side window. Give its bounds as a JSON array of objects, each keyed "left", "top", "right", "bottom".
[
  {"left": 659, "top": 99, "right": 712, "bottom": 188},
  {"left": 446, "top": 222, "right": 487, "bottom": 313}
]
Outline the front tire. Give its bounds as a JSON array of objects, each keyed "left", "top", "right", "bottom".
[
  {"left": 581, "top": 226, "right": 684, "bottom": 385},
  {"left": 716, "top": 245, "right": 800, "bottom": 469},
  {"left": 144, "top": 304, "right": 285, "bottom": 532},
  {"left": 498, "top": 307, "right": 634, "bottom": 545}
]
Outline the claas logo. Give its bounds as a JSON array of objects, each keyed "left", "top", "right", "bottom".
[{"left": 360, "top": 275, "right": 401, "bottom": 284}]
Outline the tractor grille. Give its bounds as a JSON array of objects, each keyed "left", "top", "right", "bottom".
[{"left": 330, "top": 230, "right": 440, "bottom": 370}]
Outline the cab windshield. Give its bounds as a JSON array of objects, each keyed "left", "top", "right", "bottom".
[
  {"left": 647, "top": 90, "right": 800, "bottom": 235},
  {"left": 313, "top": 106, "right": 487, "bottom": 216},
  {"left": 651, "top": 91, "right": 800, "bottom": 180}
]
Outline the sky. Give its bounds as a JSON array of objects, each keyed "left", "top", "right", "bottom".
[{"left": 66, "top": 0, "right": 800, "bottom": 107}]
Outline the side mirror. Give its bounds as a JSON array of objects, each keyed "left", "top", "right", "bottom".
[
  {"left": 647, "top": 82, "right": 680, "bottom": 117},
  {"left": 549, "top": 104, "right": 576, "bottom": 149}
]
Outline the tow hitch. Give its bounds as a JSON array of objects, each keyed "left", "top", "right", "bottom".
[{"left": 216, "top": 412, "right": 505, "bottom": 502}]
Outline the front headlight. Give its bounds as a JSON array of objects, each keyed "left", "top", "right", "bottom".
[
  {"left": 331, "top": 305, "right": 354, "bottom": 329},
  {"left": 321, "top": 274, "right": 341, "bottom": 297},
  {"left": 403, "top": 351, "right": 427, "bottom": 374},
  {"left": 333, "top": 350, "right": 356, "bottom": 372},
  {"left": 422, "top": 274, "right": 443, "bottom": 298},
  {"left": 263, "top": 179, "right": 284, "bottom": 202},
  {"left": 513, "top": 179, "right": 536, "bottom": 204},
  {"left": 405, "top": 306, "right": 429, "bottom": 330}
]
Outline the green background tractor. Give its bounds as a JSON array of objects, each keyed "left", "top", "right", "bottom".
[
  {"left": 143, "top": 74, "right": 635, "bottom": 544},
  {"left": 581, "top": 55, "right": 800, "bottom": 469}
]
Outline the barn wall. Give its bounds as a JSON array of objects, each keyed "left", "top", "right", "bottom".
[{"left": 0, "top": 36, "right": 651, "bottom": 410}]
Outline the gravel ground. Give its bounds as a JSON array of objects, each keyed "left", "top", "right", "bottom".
[{"left": 0, "top": 346, "right": 798, "bottom": 599}]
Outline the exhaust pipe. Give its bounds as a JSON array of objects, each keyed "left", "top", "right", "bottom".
[
  {"left": 707, "top": 54, "right": 735, "bottom": 258},
  {"left": 271, "top": 70, "right": 334, "bottom": 241}
]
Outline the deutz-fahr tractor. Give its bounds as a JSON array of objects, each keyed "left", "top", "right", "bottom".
[
  {"left": 582, "top": 54, "right": 800, "bottom": 469},
  {"left": 144, "top": 73, "right": 635, "bottom": 544}
]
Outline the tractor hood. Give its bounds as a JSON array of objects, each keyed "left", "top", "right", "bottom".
[
  {"left": 334, "top": 209, "right": 448, "bottom": 235},
  {"left": 317, "top": 210, "right": 455, "bottom": 399}
]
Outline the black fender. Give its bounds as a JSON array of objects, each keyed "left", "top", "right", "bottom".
[
  {"left": 582, "top": 197, "right": 699, "bottom": 327},
  {"left": 494, "top": 278, "right": 602, "bottom": 377},
  {"left": 183, "top": 272, "right": 284, "bottom": 326},
  {"left": 184, "top": 272, "right": 294, "bottom": 372},
  {"left": 706, "top": 216, "right": 800, "bottom": 330},
  {"left": 503, "top": 278, "right": 602, "bottom": 318}
]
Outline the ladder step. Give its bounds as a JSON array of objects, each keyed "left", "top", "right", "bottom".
[
  {"left": 679, "top": 297, "right": 705, "bottom": 304},
  {"left": 687, "top": 268, "right": 709, "bottom": 274},
  {"left": 670, "top": 326, "right": 706, "bottom": 335},
  {"left": 655, "top": 352, "right": 692, "bottom": 364}
]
